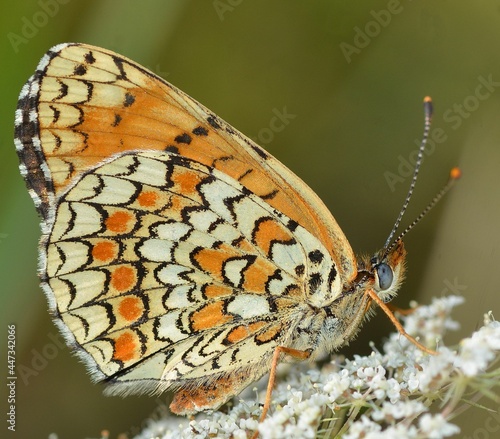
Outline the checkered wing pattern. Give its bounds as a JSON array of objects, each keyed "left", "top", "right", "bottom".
[
  {"left": 14, "top": 43, "right": 359, "bottom": 413},
  {"left": 14, "top": 43, "right": 356, "bottom": 279}
]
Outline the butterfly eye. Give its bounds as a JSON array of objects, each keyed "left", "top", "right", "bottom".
[{"left": 376, "top": 263, "right": 393, "bottom": 291}]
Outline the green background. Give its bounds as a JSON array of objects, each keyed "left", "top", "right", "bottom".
[{"left": 1, "top": 1, "right": 499, "bottom": 438}]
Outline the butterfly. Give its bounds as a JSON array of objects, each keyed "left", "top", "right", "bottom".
[{"left": 14, "top": 43, "right": 447, "bottom": 421}]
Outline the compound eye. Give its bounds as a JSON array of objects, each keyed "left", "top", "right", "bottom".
[{"left": 376, "top": 263, "right": 393, "bottom": 290}]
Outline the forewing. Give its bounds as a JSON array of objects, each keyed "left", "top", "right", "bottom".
[{"left": 14, "top": 42, "right": 356, "bottom": 282}]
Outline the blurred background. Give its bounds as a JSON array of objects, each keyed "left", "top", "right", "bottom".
[{"left": 1, "top": 1, "right": 499, "bottom": 438}]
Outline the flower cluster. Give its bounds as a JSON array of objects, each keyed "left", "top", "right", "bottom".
[{"left": 135, "top": 296, "right": 500, "bottom": 439}]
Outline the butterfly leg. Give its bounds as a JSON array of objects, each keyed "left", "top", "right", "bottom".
[
  {"left": 251, "top": 346, "right": 310, "bottom": 439},
  {"left": 387, "top": 303, "right": 416, "bottom": 316},
  {"left": 366, "top": 289, "right": 437, "bottom": 355}
]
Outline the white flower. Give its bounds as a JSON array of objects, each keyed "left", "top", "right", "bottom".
[
  {"left": 343, "top": 415, "right": 382, "bottom": 439},
  {"left": 132, "top": 296, "right": 499, "bottom": 439},
  {"left": 418, "top": 413, "right": 460, "bottom": 438},
  {"left": 455, "top": 319, "right": 500, "bottom": 375},
  {"left": 414, "top": 348, "right": 456, "bottom": 393},
  {"left": 323, "top": 368, "right": 351, "bottom": 401},
  {"left": 384, "top": 378, "right": 402, "bottom": 402},
  {"left": 371, "top": 400, "right": 426, "bottom": 421}
]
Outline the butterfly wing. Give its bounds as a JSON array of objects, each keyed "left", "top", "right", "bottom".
[
  {"left": 15, "top": 42, "right": 356, "bottom": 282},
  {"left": 15, "top": 43, "right": 358, "bottom": 413},
  {"left": 43, "top": 150, "right": 339, "bottom": 411}
]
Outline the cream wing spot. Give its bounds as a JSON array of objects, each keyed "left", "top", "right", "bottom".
[
  {"left": 154, "top": 222, "right": 191, "bottom": 241},
  {"left": 269, "top": 241, "right": 305, "bottom": 275},
  {"left": 198, "top": 177, "right": 242, "bottom": 222},
  {"left": 63, "top": 174, "right": 102, "bottom": 201},
  {"left": 156, "top": 264, "right": 193, "bottom": 286},
  {"left": 61, "top": 303, "right": 111, "bottom": 344},
  {"left": 209, "top": 222, "right": 242, "bottom": 243},
  {"left": 88, "top": 82, "right": 136, "bottom": 107},
  {"left": 101, "top": 155, "right": 170, "bottom": 188},
  {"left": 74, "top": 175, "right": 138, "bottom": 205},
  {"left": 184, "top": 208, "right": 220, "bottom": 232},
  {"left": 86, "top": 339, "right": 121, "bottom": 376},
  {"left": 156, "top": 311, "right": 188, "bottom": 343},
  {"left": 47, "top": 240, "right": 90, "bottom": 276},
  {"left": 232, "top": 197, "right": 271, "bottom": 239},
  {"left": 38, "top": 102, "right": 82, "bottom": 127},
  {"left": 50, "top": 270, "right": 107, "bottom": 309},
  {"left": 46, "top": 277, "right": 72, "bottom": 310},
  {"left": 170, "top": 241, "right": 200, "bottom": 269},
  {"left": 227, "top": 294, "right": 270, "bottom": 319},
  {"left": 267, "top": 271, "right": 301, "bottom": 297},
  {"left": 138, "top": 239, "right": 175, "bottom": 262},
  {"left": 41, "top": 77, "right": 90, "bottom": 104},
  {"left": 13, "top": 113, "right": 24, "bottom": 135},
  {"left": 222, "top": 257, "right": 254, "bottom": 288},
  {"left": 164, "top": 284, "right": 193, "bottom": 310},
  {"left": 28, "top": 108, "right": 38, "bottom": 124},
  {"left": 50, "top": 202, "right": 103, "bottom": 241},
  {"left": 53, "top": 53, "right": 120, "bottom": 83}
]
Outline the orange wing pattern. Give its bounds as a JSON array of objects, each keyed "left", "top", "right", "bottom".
[
  {"left": 14, "top": 43, "right": 356, "bottom": 282},
  {"left": 14, "top": 43, "right": 409, "bottom": 416},
  {"left": 41, "top": 150, "right": 342, "bottom": 409}
]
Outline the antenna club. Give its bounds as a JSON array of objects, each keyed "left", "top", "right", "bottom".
[
  {"left": 423, "top": 96, "right": 433, "bottom": 118},
  {"left": 450, "top": 167, "right": 462, "bottom": 180}
]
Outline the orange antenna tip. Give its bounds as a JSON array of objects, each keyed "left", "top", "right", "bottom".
[
  {"left": 423, "top": 96, "right": 433, "bottom": 119},
  {"left": 450, "top": 167, "right": 462, "bottom": 180}
]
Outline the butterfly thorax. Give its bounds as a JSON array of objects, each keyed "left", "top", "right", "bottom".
[{"left": 293, "top": 240, "right": 406, "bottom": 360}]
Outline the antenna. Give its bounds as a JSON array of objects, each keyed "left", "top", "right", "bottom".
[
  {"left": 383, "top": 167, "right": 461, "bottom": 256},
  {"left": 382, "top": 96, "right": 434, "bottom": 252}
]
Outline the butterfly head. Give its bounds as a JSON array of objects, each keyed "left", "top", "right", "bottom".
[
  {"left": 356, "top": 240, "right": 406, "bottom": 303},
  {"left": 371, "top": 239, "right": 406, "bottom": 302}
]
